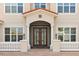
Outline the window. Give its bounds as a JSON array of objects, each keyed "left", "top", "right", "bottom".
[
  {"left": 64, "top": 3, "right": 69, "bottom": 13},
  {"left": 57, "top": 3, "right": 75, "bottom": 13},
  {"left": 34, "top": 3, "right": 46, "bottom": 8},
  {"left": 5, "top": 4, "right": 10, "bottom": 13},
  {"left": 70, "top": 3, "right": 75, "bottom": 13},
  {"left": 5, "top": 27, "right": 23, "bottom": 42},
  {"left": 58, "top": 3, "right": 63, "bottom": 13},
  {"left": 18, "top": 3, "right": 23, "bottom": 13},
  {"left": 5, "top": 3, "right": 23, "bottom": 13},
  {"left": 5, "top": 28, "right": 10, "bottom": 41},
  {"left": 58, "top": 27, "right": 76, "bottom": 42}
]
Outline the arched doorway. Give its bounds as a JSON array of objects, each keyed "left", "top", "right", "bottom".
[{"left": 30, "top": 21, "right": 51, "bottom": 48}]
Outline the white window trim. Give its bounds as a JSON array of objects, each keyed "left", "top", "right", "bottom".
[
  {"left": 33, "top": 3, "right": 48, "bottom": 9},
  {"left": 4, "top": 26, "right": 24, "bottom": 42},
  {"left": 56, "top": 3, "right": 77, "bottom": 15},
  {"left": 4, "top": 3, "right": 24, "bottom": 15},
  {"left": 57, "top": 26, "right": 78, "bottom": 42}
]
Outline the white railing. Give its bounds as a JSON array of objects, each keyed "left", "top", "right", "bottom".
[
  {"left": 1, "top": 42, "right": 79, "bottom": 51},
  {"left": 60, "top": 42, "right": 79, "bottom": 51},
  {"left": 0, "top": 42, "right": 20, "bottom": 51}
]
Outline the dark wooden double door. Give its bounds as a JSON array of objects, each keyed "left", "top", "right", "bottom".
[{"left": 32, "top": 27, "right": 48, "bottom": 48}]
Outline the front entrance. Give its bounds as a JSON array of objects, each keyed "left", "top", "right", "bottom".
[
  {"left": 30, "top": 21, "right": 51, "bottom": 48},
  {"left": 33, "top": 27, "right": 47, "bottom": 48}
]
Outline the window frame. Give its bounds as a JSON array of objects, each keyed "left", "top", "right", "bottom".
[
  {"left": 5, "top": 3, "right": 24, "bottom": 14},
  {"left": 4, "top": 27, "right": 24, "bottom": 42},
  {"left": 57, "top": 3, "right": 76, "bottom": 14},
  {"left": 33, "top": 3, "right": 48, "bottom": 9},
  {"left": 57, "top": 3, "right": 63, "bottom": 13},
  {"left": 57, "top": 27, "right": 77, "bottom": 42},
  {"left": 64, "top": 3, "right": 69, "bottom": 13}
]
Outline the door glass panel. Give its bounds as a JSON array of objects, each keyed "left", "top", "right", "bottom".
[
  {"left": 34, "top": 28, "right": 39, "bottom": 45},
  {"left": 36, "top": 29, "right": 39, "bottom": 45},
  {"left": 41, "top": 28, "right": 46, "bottom": 45},
  {"left": 34, "top": 29, "right": 36, "bottom": 45},
  {"left": 33, "top": 28, "right": 47, "bottom": 48}
]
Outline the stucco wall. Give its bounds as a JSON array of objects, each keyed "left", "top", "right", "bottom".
[
  {"left": 0, "top": 3, "right": 5, "bottom": 21},
  {"left": 0, "top": 3, "right": 79, "bottom": 42},
  {"left": 54, "top": 15, "right": 79, "bottom": 41},
  {"left": 25, "top": 10, "right": 54, "bottom": 25},
  {"left": 0, "top": 24, "right": 3, "bottom": 42},
  {"left": 4, "top": 14, "right": 25, "bottom": 27},
  {"left": 50, "top": 3, "right": 57, "bottom": 12},
  {"left": 50, "top": 3, "right": 79, "bottom": 42},
  {"left": 24, "top": 3, "right": 31, "bottom": 12}
]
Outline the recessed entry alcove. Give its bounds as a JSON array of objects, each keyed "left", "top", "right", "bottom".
[{"left": 29, "top": 21, "right": 51, "bottom": 48}]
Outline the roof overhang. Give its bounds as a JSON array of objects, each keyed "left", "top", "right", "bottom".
[{"left": 22, "top": 8, "right": 58, "bottom": 17}]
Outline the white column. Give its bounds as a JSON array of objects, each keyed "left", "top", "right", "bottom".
[
  {"left": 20, "top": 40, "right": 28, "bottom": 52},
  {"left": 52, "top": 40, "right": 60, "bottom": 52},
  {"left": 50, "top": 25, "right": 54, "bottom": 50},
  {"left": 26, "top": 25, "right": 30, "bottom": 50}
]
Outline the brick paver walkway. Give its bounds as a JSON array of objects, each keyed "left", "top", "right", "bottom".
[{"left": 0, "top": 49, "right": 79, "bottom": 56}]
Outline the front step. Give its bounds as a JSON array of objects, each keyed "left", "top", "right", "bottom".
[{"left": 29, "top": 49, "right": 50, "bottom": 52}]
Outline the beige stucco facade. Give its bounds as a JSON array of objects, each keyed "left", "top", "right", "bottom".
[{"left": 0, "top": 3, "right": 79, "bottom": 52}]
